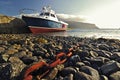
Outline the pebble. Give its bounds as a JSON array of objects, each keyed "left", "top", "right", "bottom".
[
  {"left": 60, "top": 67, "right": 77, "bottom": 77},
  {"left": 80, "top": 66, "right": 100, "bottom": 80},
  {"left": 109, "top": 71, "right": 120, "bottom": 80},
  {"left": 0, "top": 47, "right": 5, "bottom": 53},
  {"left": 100, "top": 75, "right": 108, "bottom": 80},
  {"left": 100, "top": 61, "right": 120, "bottom": 75},
  {"left": 0, "top": 34, "right": 120, "bottom": 80}
]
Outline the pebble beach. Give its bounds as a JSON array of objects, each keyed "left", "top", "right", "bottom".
[{"left": 0, "top": 34, "right": 120, "bottom": 80}]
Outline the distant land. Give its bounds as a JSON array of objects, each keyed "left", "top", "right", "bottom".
[
  {"left": 65, "top": 21, "right": 99, "bottom": 29},
  {"left": 58, "top": 17, "right": 99, "bottom": 29}
]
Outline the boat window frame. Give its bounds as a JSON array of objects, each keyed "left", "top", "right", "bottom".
[
  {"left": 44, "top": 12, "right": 50, "bottom": 16},
  {"left": 40, "top": 13, "right": 44, "bottom": 16},
  {"left": 51, "top": 14, "right": 55, "bottom": 18}
]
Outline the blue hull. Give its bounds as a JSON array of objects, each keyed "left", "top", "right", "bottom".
[{"left": 22, "top": 16, "right": 63, "bottom": 28}]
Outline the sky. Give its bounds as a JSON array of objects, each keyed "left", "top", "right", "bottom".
[{"left": 0, "top": 0, "right": 120, "bottom": 29}]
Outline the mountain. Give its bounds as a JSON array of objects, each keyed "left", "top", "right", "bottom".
[
  {"left": 57, "top": 15, "right": 99, "bottom": 29},
  {"left": 65, "top": 21, "right": 99, "bottom": 29}
]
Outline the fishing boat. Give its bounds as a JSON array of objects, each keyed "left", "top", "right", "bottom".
[{"left": 21, "top": 6, "right": 68, "bottom": 33}]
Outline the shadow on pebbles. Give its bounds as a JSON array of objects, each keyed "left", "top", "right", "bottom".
[{"left": 0, "top": 34, "right": 120, "bottom": 80}]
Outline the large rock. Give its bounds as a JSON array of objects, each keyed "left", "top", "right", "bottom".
[
  {"left": 109, "top": 71, "right": 120, "bottom": 80},
  {"left": 85, "top": 57, "right": 110, "bottom": 69},
  {"left": 9, "top": 57, "right": 26, "bottom": 80},
  {"left": 110, "top": 52, "right": 120, "bottom": 60},
  {"left": 0, "top": 14, "right": 30, "bottom": 33},
  {"left": 60, "top": 67, "right": 77, "bottom": 77},
  {"left": 100, "top": 61, "right": 120, "bottom": 75},
  {"left": 74, "top": 72, "right": 94, "bottom": 80},
  {"left": 0, "top": 63, "right": 11, "bottom": 80},
  {"left": 0, "top": 57, "right": 26, "bottom": 80},
  {"left": 80, "top": 66, "right": 100, "bottom": 80}
]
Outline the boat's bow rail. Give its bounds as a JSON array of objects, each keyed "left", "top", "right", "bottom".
[{"left": 20, "top": 6, "right": 59, "bottom": 22}]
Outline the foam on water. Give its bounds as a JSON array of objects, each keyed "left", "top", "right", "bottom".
[
  {"left": 44, "top": 29, "right": 120, "bottom": 39},
  {"left": 69, "top": 29, "right": 120, "bottom": 39}
]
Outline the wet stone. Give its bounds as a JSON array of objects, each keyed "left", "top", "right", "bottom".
[
  {"left": 0, "top": 40, "right": 8, "bottom": 45},
  {"left": 75, "top": 62, "right": 85, "bottom": 69},
  {"left": 19, "top": 47, "right": 29, "bottom": 52},
  {"left": 8, "top": 57, "right": 26, "bottom": 79},
  {"left": 109, "top": 71, "right": 120, "bottom": 80},
  {"left": 0, "top": 54, "right": 9, "bottom": 63},
  {"left": 76, "top": 50, "right": 90, "bottom": 59},
  {"left": 44, "top": 68, "right": 58, "bottom": 80},
  {"left": 68, "top": 55, "right": 81, "bottom": 66},
  {"left": 0, "top": 34, "right": 120, "bottom": 80},
  {"left": 12, "top": 51, "right": 27, "bottom": 58},
  {"left": 83, "top": 60, "right": 91, "bottom": 66},
  {"left": 56, "top": 64, "right": 64, "bottom": 71},
  {"left": 39, "top": 47, "right": 48, "bottom": 53},
  {"left": 0, "top": 40, "right": 3, "bottom": 45},
  {"left": 0, "top": 57, "right": 26, "bottom": 80},
  {"left": 8, "top": 39, "right": 24, "bottom": 45},
  {"left": 27, "top": 46, "right": 34, "bottom": 51},
  {"left": 89, "top": 51, "right": 98, "bottom": 57},
  {"left": 26, "top": 51, "right": 33, "bottom": 57},
  {"left": 0, "top": 63, "right": 11, "bottom": 80},
  {"left": 80, "top": 66, "right": 100, "bottom": 80},
  {"left": 115, "top": 58, "right": 120, "bottom": 63},
  {"left": 98, "top": 44, "right": 110, "bottom": 51},
  {"left": 100, "top": 61, "right": 120, "bottom": 75},
  {"left": 110, "top": 52, "right": 120, "bottom": 60},
  {"left": 5, "top": 48, "right": 18, "bottom": 55},
  {"left": 74, "top": 72, "right": 95, "bottom": 80},
  {"left": 96, "top": 50, "right": 112, "bottom": 58},
  {"left": 1, "top": 45, "right": 8, "bottom": 50},
  {"left": 21, "top": 56, "right": 38, "bottom": 65},
  {"left": 12, "top": 44, "right": 21, "bottom": 50},
  {"left": 38, "top": 38, "right": 48, "bottom": 43},
  {"left": 100, "top": 75, "right": 108, "bottom": 80},
  {"left": 33, "top": 50, "right": 45, "bottom": 56},
  {"left": 60, "top": 67, "right": 77, "bottom": 77},
  {"left": 54, "top": 76, "right": 64, "bottom": 80},
  {"left": 66, "top": 74, "right": 74, "bottom": 80},
  {"left": 86, "top": 57, "right": 110, "bottom": 67},
  {"left": 0, "top": 47, "right": 5, "bottom": 53}
]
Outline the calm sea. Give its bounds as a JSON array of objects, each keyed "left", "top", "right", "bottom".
[{"left": 45, "top": 29, "right": 120, "bottom": 39}]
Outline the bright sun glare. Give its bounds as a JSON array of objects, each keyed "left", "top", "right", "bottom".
[{"left": 89, "top": 1, "right": 120, "bottom": 29}]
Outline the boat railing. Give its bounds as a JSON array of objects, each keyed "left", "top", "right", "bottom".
[{"left": 19, "top": 8, "right": 39, "bottom": 16}]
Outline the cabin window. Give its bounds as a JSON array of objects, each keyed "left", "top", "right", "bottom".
[
  {"left": 51, "top": 14, "right": 55, "bottom": 17},
  {"left": 40, "top": 13, "right": 44, "bottom": 16},
  {"left": 44, "top": 13, "right": 50, "bottom": 16}
]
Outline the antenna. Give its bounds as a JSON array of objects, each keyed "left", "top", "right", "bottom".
[{"left": 19, "top": 8, "right": 38, "bottom": 15}]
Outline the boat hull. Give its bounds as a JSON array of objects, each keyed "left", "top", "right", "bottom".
[
  {"left": 22, "top": 16, "right": 68, "bottom": 33},
  {"left": 29, "top": 26, "right": 67, "bottom": 33}
]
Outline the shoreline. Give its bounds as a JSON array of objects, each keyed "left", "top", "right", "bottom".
[{"left": 0, "top": 34, "right": 120, "bottom": 80}]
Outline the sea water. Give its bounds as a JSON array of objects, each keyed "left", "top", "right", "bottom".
[
  {"left": 46, "top": 29, "right": 120, "bottom": 39},
  {"left": 68, "top": 29, "right": 120, "bottom": 39}
]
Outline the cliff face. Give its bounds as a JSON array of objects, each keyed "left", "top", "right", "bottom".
[
  {"left": 57, "top": 15, "right": 99, "bottom": 29},
  {"left": 0, "top": 14, "right": 30, "bottom": 34},
  {"left": 65, "top": 21, "right": 99, "bottom": 29}
]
